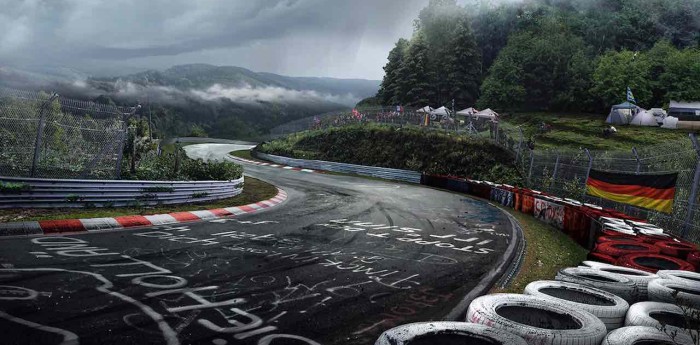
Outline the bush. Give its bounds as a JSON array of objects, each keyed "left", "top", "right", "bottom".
[
  {"left": 181, "top": 158, "right": 243, "bottom": 181},
  {"left": 122, "top": 148, "right": 243, "bottom": 181}
]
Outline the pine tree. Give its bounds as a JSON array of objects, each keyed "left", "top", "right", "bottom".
[
  {"left": 446, "top": 16, "right": 482, "bottom": 109},
  {"left": 400, "top": 33, "right": 437, "bottom": 107},
  {"left": 377, "top": 39, "right": 409, "bottom": 105}
]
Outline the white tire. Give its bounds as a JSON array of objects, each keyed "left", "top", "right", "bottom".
[
  {"left": 556, "top": 267, "right": 640, "bottom": 303},
  {"left": 582, "top": 261, "right": 658, "bottom": 300},
  {"left": 524, "top": 280, "right": 629, "bottom": 331},
  {"left": 625, "top": 301, "right": 697, "bottom": 342},
  {"left": 647, "top": 279, "right": 700, "bottom": 309},
  {"left": 374, "top": 321, "right": 528, "bottom": 345},
  {"left": 602, "top": 326, "right": 694, "bottom": 345},
  {"left": 657, "top": 270, "right": 700, "bottom": 286},
  {"left": 467, "top": 293, "right": 607, "bottom": 345}
]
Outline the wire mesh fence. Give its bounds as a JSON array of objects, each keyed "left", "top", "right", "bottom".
[{"left": 0, "top": 87, "right": 137, "bottom": 179}]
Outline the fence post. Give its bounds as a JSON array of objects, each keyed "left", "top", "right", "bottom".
[
  {"left": 682, "top": 133, "right": 700, "bottom": 238},
  {"left": 114, "top": 105, "right": 140, "bottom": 179},
  {"left": 516, "top": 127, "right": 524, "bottom": 162},
  {"left": 552, "top": 151, "right": 560, "bottom": 181},
  {"left": 527, "top": 149, "right": 535, "bottom": 185},
  {"left": 30, "top": 93, "right": 59, "bottom": 177},
  {"left": 632, "top": 147, "right": 641, "bottom": 174},
  {"left": 582, "top": 149, "right": 593, "bottom": 199}
]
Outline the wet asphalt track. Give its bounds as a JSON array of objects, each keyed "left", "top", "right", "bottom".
[{"left": 0, "top": 144, "right": 514, "bottom": 345}]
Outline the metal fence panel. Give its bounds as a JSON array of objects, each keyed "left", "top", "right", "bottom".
[{"left": 0, "top": 87, "right": 134, "bottom": 179}]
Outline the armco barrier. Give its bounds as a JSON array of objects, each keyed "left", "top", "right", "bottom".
[
  {"left": 252, "top": 151, "right": 421, "bottom": 183},
  {"left": 0, "top": 176, "right": 244, "bottom": 208}
]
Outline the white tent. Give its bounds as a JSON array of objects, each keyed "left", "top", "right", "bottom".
[
  {"left": 416, "top": 106, "right": 433, "bottom": 113},
  {"left": 456, "top": 107, "right": 478, "bottom": 116},
  {"left": 649, "top": 108, "right": 667, "bottom": 124},
  {"left": 630, "top": 110, "right": 658, "bottom": 126},
  {"left": 431, "top": 106, "right": 451, "bottom": 116},
  {"left": 473, "top": 108, "right": 499, "bottom": 120}
]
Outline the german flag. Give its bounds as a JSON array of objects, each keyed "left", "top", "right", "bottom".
[{"left": 586, "top": 169, "right": 677, "bottom": 213}]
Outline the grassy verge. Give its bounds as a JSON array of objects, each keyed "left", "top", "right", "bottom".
[
  {"left": 229, "top": 150, "right": 255, "bottom": 160},
  {"left": 0, "top": 177, "right": 278, "bottom": 223},
  {"left": 493, "top": 208, "right": 588, "bottom": 293}
]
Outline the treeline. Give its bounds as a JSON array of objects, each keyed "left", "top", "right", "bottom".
[{"left": 377, "top": 0, "right": 700, "bottom": 112}]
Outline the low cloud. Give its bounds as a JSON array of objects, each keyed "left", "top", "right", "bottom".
[{"left": 190, "top": 84, "right": 358, "bottom": 105}]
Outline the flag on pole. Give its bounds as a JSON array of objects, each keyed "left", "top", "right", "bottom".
[
  {"left": 586, "top": 169, "right": 677, "bottom": 213},
  {"left": 626, "top": 87, "right": 637, "bottom": 104}
]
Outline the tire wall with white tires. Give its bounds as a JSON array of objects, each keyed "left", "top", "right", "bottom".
[
  {"left": 524, "top": 280, "right": 629, "bottom": 331},
  {"left": 624, "top": 301, "right": 698, "bottom": 342},
  {"left": 581, "top": 261, "right": 658, "bottom": 300},
  {"left": 555, "top": 267, "right": 640, "bottom": 303},
  {"left": 602, "top": 326, "right": 695, "bottom": 345},
  {"left": 374, "top": 322, "right": 528, "bottom": 345},
  {"left": 647, "top": 279, "right": 700, "bottom": 309},
  {"left": 467, "top": 294, "right": 607, "bottom": 345}
]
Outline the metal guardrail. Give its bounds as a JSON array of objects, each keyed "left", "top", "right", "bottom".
[
  {"left": 252, "top": 151, "right": 421, "bottom": 183},
  {"left": 0, "top": 176, "right": 244, "bottom": 208}
]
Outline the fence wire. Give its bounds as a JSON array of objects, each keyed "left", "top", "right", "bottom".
[
  {"left": 0, "top": 88, "right": 136, "bottom": 179},
  {"left": 275, "top": 107, "right": 700, "bottom": 242}
]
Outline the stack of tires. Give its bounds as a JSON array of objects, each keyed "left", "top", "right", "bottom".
[
  {"left": 375, "top": 265, "right": 700, "bottom": 345},
  {"left": 589, "top": 217, "right": 699, "bottom": 273}
]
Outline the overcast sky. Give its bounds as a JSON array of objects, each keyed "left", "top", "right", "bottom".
[{"left": 0, "top": 0, "right": 439, "bottom": 80}]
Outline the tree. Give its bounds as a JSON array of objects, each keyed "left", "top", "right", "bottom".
[
  {"left": 377, "top": 39, "right": 409, "bottom": 105},
  {"left": 400, "top": 33, "right": 437, "bottom": 107},
  {"left": 660, "top": 48, "right": 700, "bottom": 103},
  {"left": 446, "top": 15, "right": 482, "bottom": 109},
  {"left": 591, "top": 50, "right": 652, "bottom": 108}
]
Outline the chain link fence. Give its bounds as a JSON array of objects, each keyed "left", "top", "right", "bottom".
[
  {"left": 0, "top": 88, "right": 137, "bottom": 179},
  {"left": 270, "top": 107, "right": 700, "bottom": 241}
]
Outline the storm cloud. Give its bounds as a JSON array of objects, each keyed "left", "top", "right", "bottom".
[{"left": 0, "top": 0, "right": 430, "bottom": 79}]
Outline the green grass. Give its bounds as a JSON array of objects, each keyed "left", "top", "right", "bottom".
[
  {"left": 0, "top": 177, "right": 277, "bottom": 222},
  {"left": 501, "top": 112, "right": 691, "bottom": 151},
  {"left": 493, "top": 208, "right": 588, "bottom": 294},
  {"left": 229, "top": 149, "right": 255, "bottom": 160}
]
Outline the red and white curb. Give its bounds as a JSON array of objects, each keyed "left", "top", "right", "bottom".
[
  {"left": 228, "top": 155, "right": 316, "bottom": 173},
  {"left": 0, "top": 188, "right": 288, "bottom": 237}
]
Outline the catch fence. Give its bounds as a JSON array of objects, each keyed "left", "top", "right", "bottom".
[
  {"left": 274, "top": 107, "right": 700, "bottom": 241},
  {"left": 0, "top": 88, "right": 137, "bottom": 179}
]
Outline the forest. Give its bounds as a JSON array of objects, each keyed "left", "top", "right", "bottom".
[{"left": 377, "top": 0, "right": 700, "bottom": 113}]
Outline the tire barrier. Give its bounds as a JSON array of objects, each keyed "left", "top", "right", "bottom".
[
  {"left": 555, "top": 267, "right": 640, "bottom": 303},
  {"left": 647, "top": 279, "right": 700, "bottom": 308},
  {"left": 616, "top": 253, "right": 696, "bottom": 273},
  {"left": 523, "top": 280, "right": 629, "bottom": 331},
  {"left": 656, "top": 270, "right": 700, "bottom": 286},
  {"left": 654, "top": 240, "right": 698, "bottom": 260},
  {"left": 596, "top": 236, "right": 644, "bottom": 245},
  {"left": 580, "top": 262, "right": 658, "bottom": 300},
  {"left": 624, "top": 302, "right": 697, "bottom": 340},
  {"left": 687, "top": 251, "right": 700, "bottom": 272},
  {"left": 587, "top": 252, "right": 618, "bottom": 265},
  {"left": 374, "top": 322, "right": 528, "bottom": 345},
  {"left": 467, "top": 294, "right": 607, "bottom": 345},
  {"left": 0, "top": 175, "right": 244, "bottom": 208},
  {"left": 595, "top": 242, "right": 661, "bottom": 258},
  {"left": 601, "top": 326, "right": 695, "bottom": 345}
]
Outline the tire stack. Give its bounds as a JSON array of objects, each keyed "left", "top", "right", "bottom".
[
  {"left": 375, "top": 266, "right": 700, "bottom": 345},
  {"left": 587, "top": 216, "right": 698, "bottom": 274}
]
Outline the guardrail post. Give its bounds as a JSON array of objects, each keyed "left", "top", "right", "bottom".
[
  {"left": 632, "top": 147, "right": 641, "bottom": 174},
  {"left": 30, "top": 93, "right": 59, "bottom": 177},
  {"left": 582, "top": 149, "right": 593, "bottom": 199},
  {"left": 682, "top": 133, "right": 700, "bottom": 238}
]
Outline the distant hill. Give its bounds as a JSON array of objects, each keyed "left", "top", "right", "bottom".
[{"left": 94, "top": 64, "right": 380, "bottom": 105}]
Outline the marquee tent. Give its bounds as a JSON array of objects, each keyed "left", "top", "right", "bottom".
[
  {"left": 431, "top": 106, "right": 451, "bottom": 116},
  {"left": 630, "top": 110, "right": 658, "bottom": 126},
  {"left": 416, "top": 106, "right": 434, "bottom": 113},
  {"left": 473, "top": 108, "right": 499, "bottom": 120},
  {"left": 606, "top": 102, "right": 638, "bottom": 125},
  {"left": 456, "top": 107, "right": 478, "bottom": 116}
]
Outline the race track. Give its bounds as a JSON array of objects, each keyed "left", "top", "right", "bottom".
[{"left": 0, "top": 143, "right": 515, "bottom": 345}]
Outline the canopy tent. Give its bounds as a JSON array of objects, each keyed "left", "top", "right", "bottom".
[
  {"left": 630, "top": 110, "right": 658, "bottom": 126},
  {"left": 606, "top": 102, "right": 638, "bottom": 125},
  {"left": 416, "top": 106, "right": 434, "bottom": 113},
  {"left": 473, "top": 108, "right": 499, "bottom": 120},
  {"left": 456, "top": 107, "right": 478, "bottom": 116},
  {"left": 431, "top": 106, "right": 451, "bottom": 116}
]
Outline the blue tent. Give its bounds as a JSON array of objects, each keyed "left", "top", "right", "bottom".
[{"left": 606, "top": 102, "right": 638, "bottom": 125}]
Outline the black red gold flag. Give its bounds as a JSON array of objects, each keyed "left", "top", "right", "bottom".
[{"left": 586, "top": 169, "right": 677, "bottom": 213}]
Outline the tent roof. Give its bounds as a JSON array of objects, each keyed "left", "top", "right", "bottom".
[
  {"left": 431, "top": 106, "right": 450, "bottom": 115},
  {"left": 456, "top": 107, "right": 478, "bottom": 115},
  {"left": 416, "top": 106, "right": 433, "bottom": 113},
  {"left": 631, "top": 110, "right": 658, "bottom": 126},
  {"left": 474, "top": 108, "right": 499, "bottom": 119},
  {"left": 612, "top": 102, "right": 637, "bottom": 109}
]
